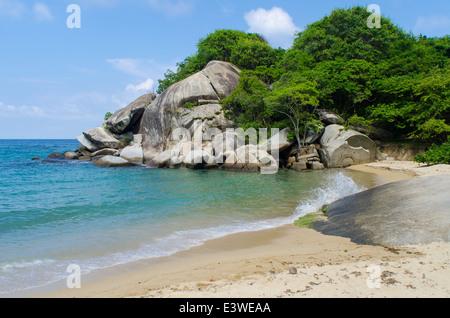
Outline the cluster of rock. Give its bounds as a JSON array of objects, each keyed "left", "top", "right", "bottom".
[
  {"left": 49, "top": 60, "right": 381, "bottom": 172},
  {"left": 282, "top": 112, "right": 378, "bottom": 171}
]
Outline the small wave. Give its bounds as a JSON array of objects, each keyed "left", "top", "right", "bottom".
[
  {"left": 294, "top": 171, "right": 366, "bottom": 218},
  {"left": 0, "top": 259, "right": 56, "bottom": 273}
]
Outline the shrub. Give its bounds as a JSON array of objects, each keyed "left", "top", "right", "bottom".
[
  {"left": 104, "top": 112, "right": 113, "bottom": 121},
  {"left": 414, "top": 139, "right": 450, "bottom": 165}
]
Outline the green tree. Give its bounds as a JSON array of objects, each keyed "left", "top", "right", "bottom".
[
  {"left": 266, "top": 75, "right": 320, "bottom": 149},
  {"left": 221, "top": 72, "right": 271, "bottom": 129}
]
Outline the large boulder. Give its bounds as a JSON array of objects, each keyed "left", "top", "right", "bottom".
[
  {"left": 106, "top": 93, "right": 156, "bottom": 134},
  {"left": 177, "top": 103, "right": 233, "bottom": 135},
  {"left": 313, "top": 175, "right": 450, "bottom": 246},
  {"left": 94, "top": 155, "right": 135, "bottom": 168},
  {"left": 83, "top": 127, "right": 121, "bottom": 149},
  {"left": 183, "top": 149, "right": 213, "bottom": 169},
  {"left": 320, "top": 125, "right": 377, "bottom": 168},
  {"left": 315, "top": 109, "right": 344, "bottom": 125},
  {"left": 258, "top": 127, "right": 293, "bottom": 154},
  {"left": 151, "top": 149, "right": 173, "bottom": 167},
  {"left": 200, "top": 60, "right": 241, "bottom": 99},
  {"left": 224, "top": 145, "right": 278, "bottom": 173},
  {"left": 64, "top": 152, "right": 79, "bottom": 160},
  {"left": 352, "top": 125, "right": 393, "bottom": 141},
  {"left": 47, "top": 152, "right": 65, "bottom": 159},
  {"left": 120, "top": 143, "right": 144, "bottom": 164},
  {"left": 91, "top": 148, "right": 119, "bottom": 157},
  {"left": 140, "top": 61, "right": 240, "bottom": 157},
  {"left": 76, "top": 135, "right": 100, "bottom": 152},
  {"left": 211, "top": 131, "right": 239, "bottom": 161}
]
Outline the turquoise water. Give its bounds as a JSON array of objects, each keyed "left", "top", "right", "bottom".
[{"left": 0, "top": 140, "right": 367, "bottom": 295}]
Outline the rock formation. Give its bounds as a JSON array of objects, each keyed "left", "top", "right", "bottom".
[
  {"left": 106, "top": 93, "right": 156, "bottom": 134},
  {"left": 139, "top": 60, "right": 240, "bottom": 157},
  {"left": 59, "top": 60, "right": 384, "bottom": 172},
  {"left": 313, "top": 175, "right": 450, "bottom": 246},
  {"left": 319, "top": 124, "right": 377, "bottom": 168}
]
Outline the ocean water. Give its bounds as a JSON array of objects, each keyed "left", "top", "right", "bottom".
[{"left": 0, "top": 139, "right": 368, "bottom": 295}]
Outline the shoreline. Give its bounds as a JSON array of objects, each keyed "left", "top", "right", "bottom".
[{"left": 31, "top": 161, "right": 450, "bottom": 298}]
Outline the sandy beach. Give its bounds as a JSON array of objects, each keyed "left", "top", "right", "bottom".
[{"left": 36, "top": 161, "right": 450, "bottom": 298}]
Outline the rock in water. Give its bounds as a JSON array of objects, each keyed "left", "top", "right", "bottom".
[
  {"left": 83, "top": 127, "right": 121, "bottom": 149},
  {"left": 94, "top": 155, "right": 135, "bottom": 168},
  {"left": 91, "top": 148, "right": 119, "bottom": 157},
  {"left": 76, "top": 135, "right": 100, "bottom": 152},
  {"left": 120, "top": 143, "right": 144, "bottom": 165},
  {"left": 47, "top": 152, "right": 65, "bottom": 159},
  {"left": 151, "top": 149, "right": 173, "bottom": 168},
  {"left": 64, "top": 152, "right": 79, "bottom": 160}
]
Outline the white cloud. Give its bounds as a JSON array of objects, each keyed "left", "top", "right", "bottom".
[
  {"left": 106, "top": 57, "right": 174, "bottom": 82},
  {"left": 33, "top": 2, "right": 53, "bottom": 22},
  {"left": 244, "top": 7, "right": 302, "bottom": 49},
  {"left": 126, "top": 78, "right": 155, "bottom": 92},
  {"left": 413, "top": 15, "right": 450, "bottom": 35},
  {"left": 0, "top": 0, "right": 26, "bottom": 18},
  {"left": 0, "top": 101, "right": 15, "bottom": 112},
  {"left": 0, "top": 101, "right": 45, "bottom": 117}
]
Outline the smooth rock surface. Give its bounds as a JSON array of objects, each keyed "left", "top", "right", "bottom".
[
  {"left": 120, "top": 143, "right": 144, "bottom": 164},
  {"left": 91, "top": 148, "right": 119, "bottom": 157},
  {"left": 76, "top": 135, "right": 100, "bottom": 152},
  {"left": 83, "top": 127, "right": 121, "bottom": 149},
  {"left": 258, "top": 127, "right": 292, "bottom": 154},
  {"left": 320, "top": 125, "right": 377, "bottom": 168},
  {"left": 106, "top": 93, "right": 156, "bottom": 134},
  {"left": 94, "top": 155, "right": 135, "bottom": 167},
  {"left": 140, "top": 61, "right": 240, "bottom": 157},
  {"left": 152, "top": 149, "right": 173, "bottom": 167},
  {"left": 313, "top": 175, "right": 450, "bottom": 246}
]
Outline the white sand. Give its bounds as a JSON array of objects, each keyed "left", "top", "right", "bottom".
[{"left": 142, "top": 241, "right": 450, "bottom": 298}]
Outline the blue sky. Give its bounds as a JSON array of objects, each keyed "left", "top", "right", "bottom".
[{"left": 0, "top": 0, "right": 449, "bottom": 139}]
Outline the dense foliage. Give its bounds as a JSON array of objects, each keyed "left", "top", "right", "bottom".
[
  {"left": 157, "top": 30, "right": 281, "bottom": 93},
  {"left": 157, "top": 6, "right": 449, "bottom": 161},
  {"left": 414, "top": 138, "right": 450, "bottom": 165}
]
